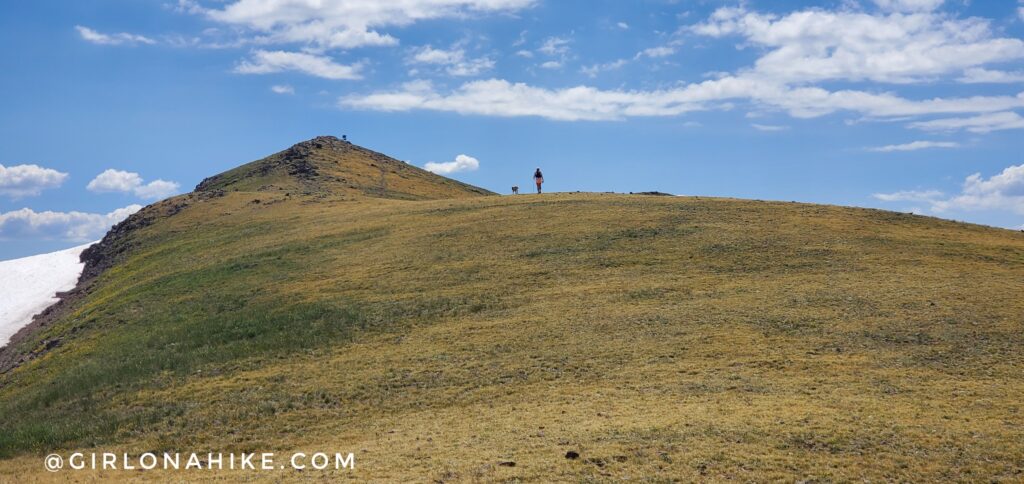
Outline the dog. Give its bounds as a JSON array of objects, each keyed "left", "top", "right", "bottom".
[{"left": 512, "top": 185, "right": 519, "bottom": 195}]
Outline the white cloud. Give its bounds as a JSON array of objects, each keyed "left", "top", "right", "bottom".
[
  {"left": 958, "top": 68, "right": 1024, "bottom": 84},
  {"left": 873, "top": 189, "right": 944, "bottom": 202},
  {"left": 235, "top": 50, "right": 362, "bottom": 80},
  {"left": 409, "top": 46, "right": 494, "bottom": 77},
  {"left": 0, "top": 205, "right": 142, "bottom": 241},
  {"left": 909, "top": 111, "right": 1024, "bottom": 133},
  {"left": 201, "top": 0, "right": 535, "bottom": 50},
  {"left": 424, "top": 154, "right": 480, "bottom": 174},
  {"left": 515, "top": 49, "right": 534, "bottom": 58},
  {"left": 75, "top": 25, "right": 155, "bottom": 46},
  {"left": 616, "top": 22, "right": 630, "bottom": 30},
  {"left": 867, "top": 140, "right": 960, "bottom": 152},
  {"left": 690, "top": 6, "right": 1024, "bottom": 84},
  {"left": 539, "top": 60, "right": 562, "bottom": 69},
  {"left": 87, "top": 169, "right": 180, "bottom": 200},
  {"left": 875, "top": 164, "right": 1024, "bottom": 217},
  {"left": 751, "top": 123, "right": 788, "bottom": 131},
  {"left": 271, "top": 84, "right": 294, "bottom": 94},
  {"left": 87, "top": 170, "right": 143, "bottom": 193},
  {"left": 0, "top": 164, "right": 68, "bottom": 199},
  {"left": 581, "top": 59, "right": 627, "bottom": 78}
]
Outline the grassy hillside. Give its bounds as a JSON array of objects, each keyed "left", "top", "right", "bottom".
[{"left": 1, "top": 139, "right": 1023, "bottom": 481}]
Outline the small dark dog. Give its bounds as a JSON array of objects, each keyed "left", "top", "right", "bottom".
[{"left": 512, "top": 185, "right": 519, "bottom": 194}]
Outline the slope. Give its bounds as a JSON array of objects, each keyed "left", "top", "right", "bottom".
[{"left": 1, "top": 139, "right": 1023, "bottom": 481}]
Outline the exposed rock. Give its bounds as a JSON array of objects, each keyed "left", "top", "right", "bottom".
[{"left": 630, "top": 191, "right": 674, "bottom": 196}]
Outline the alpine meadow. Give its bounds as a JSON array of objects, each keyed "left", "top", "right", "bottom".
[{"left": 1, "top": 137, "right": 1023, "bottom": 481}]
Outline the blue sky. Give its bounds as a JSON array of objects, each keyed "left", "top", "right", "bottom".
[{"left": 1, "top": 0, "right": 1023, "bottom": 260}]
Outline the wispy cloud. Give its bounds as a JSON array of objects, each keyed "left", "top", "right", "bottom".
[
  {"left": 408, "top": 45, "right": 494, "bottom": 77},
  {"left": 867, "top": 140, "right": 960, "bottom": 152},
  {"left": 75, "top": 25, "right": 155, "bottom": 46},
  {"left": 535, "top": 35, "right": 572, "bottom": 69},
  {"left": 958, "top": 68, "right": 1024, "bottom": 84},
  {"left": 871, "top": 0, "right": 945, "bottom": 13},
  {"left": 580, "top": 59, "right": 628, "bottom": 78},
  {"left": 636, "top": 45, "right": 676, "bottom": 59},
  {"left": 873, "top": 190, "right": 944, "bottom": 203},
  {"left": 270, "top": 84, "right": 295, "bottom": 95},
  {"left": 751, "top": 123, "right": 788, "bottom": 132},
  {"left": 235, "top": 50, "right": 363, "bottom": 80},
  {"left": 342, "top": 78, "right": 1024, "bottom": 122},
  {"left": 909, "top": 112, "right": 1024, "bottom": 133},
  {"left": 538, "top": 36, "right": 570, "bottom": 56}
]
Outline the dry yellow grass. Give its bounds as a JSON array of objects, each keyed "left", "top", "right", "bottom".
[{"left": 2, "top": 140, "right": 1023, "bottom": 482}]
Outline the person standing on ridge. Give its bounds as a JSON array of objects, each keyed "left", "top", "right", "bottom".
[{"left": 534, "top": 168, "right": 544, "bottom": 194}]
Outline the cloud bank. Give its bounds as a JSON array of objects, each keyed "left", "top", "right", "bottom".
[
  {"left": 0, "top": 205, "right": 142, "bottom": 241},
  {"left": 875, "top": 164, "right": 1024, "bottom": 220}
]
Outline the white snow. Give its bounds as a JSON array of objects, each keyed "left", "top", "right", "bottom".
[{"left": 0, "top": 242, "right": 95, "bottom": 348}]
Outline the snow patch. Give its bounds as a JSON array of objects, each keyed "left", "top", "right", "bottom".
[{"left": 0, "top": 242, "right": 95, "bottom": 348}]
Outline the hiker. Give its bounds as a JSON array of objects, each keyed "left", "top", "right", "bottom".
[{"left": 534, "top": 168, "right": 544, "bottom": 194}]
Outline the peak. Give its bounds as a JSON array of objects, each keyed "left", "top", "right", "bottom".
[
  {"left": 194, "top": 137, "right": 493, "bottom": 200},
  {"left": 294, "top": 135, "right": 348, "bottom": 149}
]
